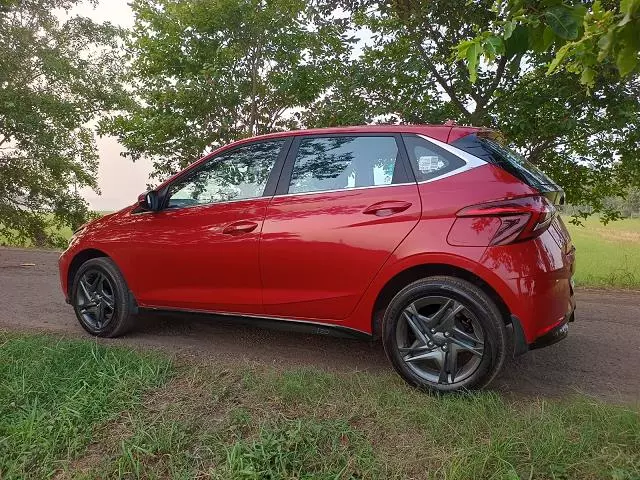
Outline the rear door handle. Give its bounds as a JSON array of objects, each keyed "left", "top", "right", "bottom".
[
  {"left": 363, "top": 201, "right": 412, "bottom": 217},
  {"left": 222, "top": 221, "right": 258, "bottom": 235}
]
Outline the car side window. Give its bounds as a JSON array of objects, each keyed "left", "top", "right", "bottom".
[
  {"left": 403, "top": 134, "right": 466, "bottom": 182},
  {"left": 288, "top": 136, "right": 399, "bottom": 194},
  {"left": 167, "top": 140, "right": 283, "bottom": 208}
]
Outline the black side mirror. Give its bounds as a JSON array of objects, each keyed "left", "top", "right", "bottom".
[{"left": 139, "top": 190, "right": 161, "bottom": 211}]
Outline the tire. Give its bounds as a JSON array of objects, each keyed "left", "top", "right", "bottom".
[
  {"left": 381, "top": 276, "right": 507, "bottom": 392},
  {"left": 71, "top": 257, "right": 135, "bottom": 337}
]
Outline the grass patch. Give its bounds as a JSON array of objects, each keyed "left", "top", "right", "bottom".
[
  {"left": 1, "top": 336, "right": 638, "bottom": 479},
  {"left": 66, "top": 361, "right": 639, "bottom": 480},
  {"left": 565, "top": 216, "right": 640, "bottom": 288},
  {"left": 249, "top": 368, "right": 640, "bottom": 479},
  {"left": 220, "top": 418, "right": 380, "bottom": 479},
  {"left": 0, "top": 332, "right": 172, "bottom": 479}
]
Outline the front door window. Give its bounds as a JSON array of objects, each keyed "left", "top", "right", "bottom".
[{"left": 167, "top": 140, "right": 284, "bottom": 208}]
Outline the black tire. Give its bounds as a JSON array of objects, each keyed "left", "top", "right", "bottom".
[
  {"left": 381, "top": 276, "right": 507, "bottom": 392},
  {"left": 71, "top": 257, "right": 135, "bottom": 337}
]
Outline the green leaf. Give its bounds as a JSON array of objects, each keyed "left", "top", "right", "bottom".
[
  {"left": 621, "top": 0, "right": 634, "bottom": 15},
  {"left": 547, "top": 43, "right": 571, "bottom": 74},
  {"left": 580, "top": 66, "right": 595, "bottom": 86},
  {"left": 503, "top": 20, "right": 514, "bottom": 40},
  {"left": 506, "top": 24, "right": 529, "bottom": 57},
  {"left": 542, "top": 25, "right": 556, "bottom": 50},
  {"left": 483, "top": 35, "right": 504, "bottom": 59},
  {"left": 466, "top": 41, "right": 482, "bottom": 83},
  {"left": 620, "top": 0, "right": 640, "bottom": 25},
  {"left": 455, "top": 39, "right": 473, "bottom": 59},
  {"left": 597, "top": 28, "right": 615, "bottom": 61},
  {"left": 544, "top": 5, "right": 582, "bottom": 40},
  {"left": 616, "top": 45, "right": 638, "bottom": 76}
]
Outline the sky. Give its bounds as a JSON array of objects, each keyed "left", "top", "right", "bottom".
[{"left": 66, "top": 1, "right": 153, "bottom": 211}]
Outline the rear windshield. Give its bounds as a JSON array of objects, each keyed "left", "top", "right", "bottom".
[{"left": 452, "top": 133, "right": 562, "bottom": 200}]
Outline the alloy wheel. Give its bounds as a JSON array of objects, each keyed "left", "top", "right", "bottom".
[
  {"left": 75, "top": 268, "right": 116, "bottom": 330},
  {"left": 395, "top": 296, "right": 485, "bottom": 385}
]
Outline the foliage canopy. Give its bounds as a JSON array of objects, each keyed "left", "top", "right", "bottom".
[
  {"left": 104, "top": 0, "right": 354, "bottom": 180},
  {"left": 0, "top": 0, "right": 126, "bottom": 246}
]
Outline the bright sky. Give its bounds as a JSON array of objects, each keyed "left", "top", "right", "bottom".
[{"left": 68, "top": 1, "right": 153, "bottom": 211}]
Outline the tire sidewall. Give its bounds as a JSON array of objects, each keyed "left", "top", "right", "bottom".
[
  {"left": 382, "top": 278, "right": 503, "bottom": 392},
  {"left": 71, "top": 258, "right": 129, "bottom": 337}
]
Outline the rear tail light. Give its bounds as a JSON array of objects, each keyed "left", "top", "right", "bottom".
[{"left": 447, "top": 195, "right": 556, "bottom": 246}]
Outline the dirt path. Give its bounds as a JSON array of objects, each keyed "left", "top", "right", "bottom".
[{"left": 1, "top": 247, "right": 639, "bottom": 403}]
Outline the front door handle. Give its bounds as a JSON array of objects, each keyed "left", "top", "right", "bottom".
[
  {"left": 222, "top": 221, "right": 258, "bottom": 235},
  {"left": 363, "top": 201, "right": 412, "bottom": 217}
]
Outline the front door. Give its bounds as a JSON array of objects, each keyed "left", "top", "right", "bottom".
[
  {"left": 121, "top": 139, "right": 287, "bottom": 314},
  {"left": 260, "top": 134, "right": 421, "bottom": 321}
]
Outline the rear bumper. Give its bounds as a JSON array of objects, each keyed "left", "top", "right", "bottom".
[{"left": 512, "top": 302, "right": 575, "bottom": 356}]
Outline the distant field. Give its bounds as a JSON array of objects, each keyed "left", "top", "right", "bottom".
[
  {"left": 564, "top": 216, "right": 640, "bottom": 289},
  {"left": 2, "top": 213, "right": 639, "bottom": 289}
]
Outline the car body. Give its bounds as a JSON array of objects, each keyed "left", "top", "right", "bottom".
[{"left": 59, "top": 124, "right": 576, "bottom": 391}]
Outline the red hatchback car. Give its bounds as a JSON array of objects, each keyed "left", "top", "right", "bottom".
[{"left": 59, "top": 125, "right": 576, "bottom": 392}]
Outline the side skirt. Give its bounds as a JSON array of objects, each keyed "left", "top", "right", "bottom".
[{"left": 138, "top": 307, "right": 373, "bottom": 341}]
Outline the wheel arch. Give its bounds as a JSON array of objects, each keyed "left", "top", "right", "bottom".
[
  {"left": 66, "top": 248, "right": 109, "bottom": 298},
  {"left": 371, "top": 263, "right": 511, "bottom": 337}
]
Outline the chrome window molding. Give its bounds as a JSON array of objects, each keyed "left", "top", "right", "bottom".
[
  {"left": 415, "top": 134, "right": 486, "bottom": 184},
  {"left": 131, "top": 195, "right": 270, "bottom": 215}
]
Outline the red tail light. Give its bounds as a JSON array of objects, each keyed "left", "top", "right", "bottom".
[{"left": 448, "top": 196, "right": 556, "bottom": 246}]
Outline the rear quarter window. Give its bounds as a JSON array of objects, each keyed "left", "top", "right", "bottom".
[{"left": 402, "top": 134, "right": 466, "bottom": 182}]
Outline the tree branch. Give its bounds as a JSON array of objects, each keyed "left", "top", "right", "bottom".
[
  {"left": 475, "top": 55, "right": 508, "bottom": 114},
  {"left": 414, "top": 41, "right": 472, "bottom": 118}
]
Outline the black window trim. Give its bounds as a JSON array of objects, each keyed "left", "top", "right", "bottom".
[
  {"left": 148, "top": 136, "right": 294, "bottom": 212},
  {"left": 274, "top": 133, "right": 414, "bottom": 197}
]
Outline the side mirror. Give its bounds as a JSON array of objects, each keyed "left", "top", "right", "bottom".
[{"left": 138, "top": 190, "right": 161, "bottom": 211}]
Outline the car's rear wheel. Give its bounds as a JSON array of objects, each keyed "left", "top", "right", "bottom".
[
  {"left": 71, "top": 257, "right": 135, "bottom": 337},
  {"left": 382, "top": 276, "right": 507, "bottom": 392}
]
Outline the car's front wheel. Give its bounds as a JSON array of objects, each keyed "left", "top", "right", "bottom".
[
  {"left": 71, "top": 257, "right": 135, "bottom": 337},
  {"left": 382, "top": 276, "right": 507, "bottom": 392}
]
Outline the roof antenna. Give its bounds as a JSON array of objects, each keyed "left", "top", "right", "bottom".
[{"left": 444, "top": 119, "right": 456, "bottom": 126}]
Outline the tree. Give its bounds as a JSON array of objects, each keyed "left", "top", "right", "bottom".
[
  {"left": 104, "top": 0, "right": 353, "bottom": 180},
  {"left": 307, "top": 0, "right": 640, "bottom": 221},
  {"left": 456, "top": 0, "right": 640, "bottom": 88},
  {"left": 0, "top": 0, "right": 126, "bottom": 247}
]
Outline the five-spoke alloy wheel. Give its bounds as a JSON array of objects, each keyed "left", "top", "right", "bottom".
[
  {"left": 382, "top": 276, "right": 507, "bottom": 392},
  {"left": 71, "top": 257, "right": 135, "bottom": 337}
]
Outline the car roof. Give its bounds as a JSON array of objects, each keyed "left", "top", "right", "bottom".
[
  {"left": 155, "top": 124, "right": 486, "bottom": 191},
  {"left": 234, "top": 124, "right": 482, "bottom": 144}
]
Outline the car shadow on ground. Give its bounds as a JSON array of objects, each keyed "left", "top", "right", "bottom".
[{"left": 121, "top": 312, "right": 636, "bottom": 404}]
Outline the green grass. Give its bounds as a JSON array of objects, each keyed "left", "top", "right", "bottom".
[
  {"left": 0, "top": 333, "right": 172, "bottom": 479},
  {"left": 564, "top": 216, "right": 640, "bottom": 288},
  {"left": 1, "top": 334, "right": 638, "bottom": 479}
]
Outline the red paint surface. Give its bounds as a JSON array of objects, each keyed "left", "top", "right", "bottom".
[{"left": 59, "top": 125, "right": 575, "bottom": 346}]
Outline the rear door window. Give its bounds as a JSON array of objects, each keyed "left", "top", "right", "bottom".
[{"left": 288, "top": 136, "right": 401, "bottom": 194}]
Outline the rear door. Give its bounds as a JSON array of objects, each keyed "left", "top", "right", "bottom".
[{"left": 260, "top": 134, "right": 421, "bottom": 321}]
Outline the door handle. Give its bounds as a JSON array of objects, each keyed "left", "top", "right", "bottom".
[
  {"left": 363, "top": 201, "right": 412, "bottom": 217},
  {"left": 222, "top": 221, "right": 259, "bottom": 235}
]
